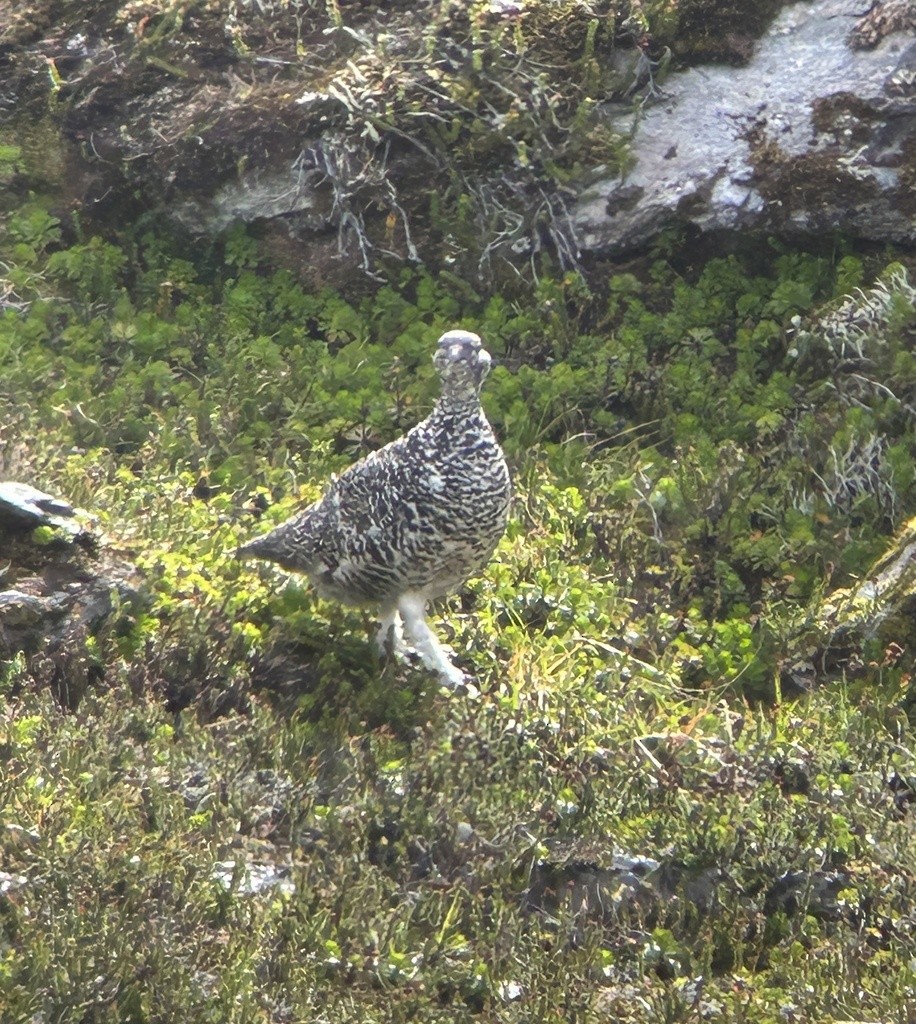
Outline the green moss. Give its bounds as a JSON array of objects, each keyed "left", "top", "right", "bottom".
[{"left": 648, "top": 0, "right": 789, "bottom": 64}]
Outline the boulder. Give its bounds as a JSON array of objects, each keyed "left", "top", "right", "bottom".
[
  {"left": 818, "top": 515, "right": 916, "bottom": 643},
  {"left": 573, "top": 0, "right": 916, "bottom": 253}
]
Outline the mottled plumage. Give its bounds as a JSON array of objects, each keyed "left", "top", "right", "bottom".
[{"left": 239, "top": 330, "right": 511, "bottom": 687}]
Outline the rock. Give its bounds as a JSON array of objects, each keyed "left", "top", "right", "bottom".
[
  {"left": 849, "top": 0, "right": 916, "bottom": 50},
  {"left": 764, "top": 869, "right": 849, "bottom": 920},
  {"left": 0, "top": 481, "right": 144, "bottom": 707},
  {"left": 212, "top": 860, "right": 296, "bottom": 896},
  {"left": 0, "top": 872, "right": 29, "bottom": 897},
  {"left": 0, "top": 481, "right": 79, "bottom": 532},
  {"left": 0, "top": 568, "right": 142, "bottom": 658},
  {"left": 573, "top": 0, "right": 916, "bottom": 254},
  {"left": 817, "top": 515, "right": 916, "bottom": 643},
  {"left": 3, "top": 1, "right": 913, "bottom": 277},
  {"left": 782, "top": 512, "right": 916, "bottom": 688},
  {"left": 524, "top": 846, "right": 668, "bottom": 924},
  {"left": 0, "top": 589, "right": 69, "bottom": 633}
]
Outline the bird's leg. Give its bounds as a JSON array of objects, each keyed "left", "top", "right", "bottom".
[
  {"left": 397, "top": 593, "right": 465, "bottom": 689},
  {"left": 375, "top": 603, "right": 407, "bottom": 658}
]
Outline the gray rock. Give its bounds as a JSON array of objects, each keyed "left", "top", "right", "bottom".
[
  {"left": 574, "top": 0, "right": 916, "bottom": 253},
  {"left": 0, "top": 480, "right": 143, "bottom": 705},
  {"left": 7, "top": 0, "right": 912, "bottom": 277},
  {"left": 0, "top": 589, "right": 68, "bottom": 631},
  {"left": 0, "top": 481, "right": 77, "bottom": 531},
  {"left": 0, "top": 571, "right": 141, "bottom": 661},
  {"left": 170, "top": 132, "right": 341, "bottom": 236}
]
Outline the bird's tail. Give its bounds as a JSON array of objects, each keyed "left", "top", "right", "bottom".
[
  {"left": 236, "top": 534, "right": 278, "bottom": 562},
  {"left": 238, "top": 513, "right": 316, "bottom": 572}
]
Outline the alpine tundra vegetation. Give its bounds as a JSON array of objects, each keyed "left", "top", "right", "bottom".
[
  {"left": 2, "top": 201, "right": 916, "bottom": 1021},
  {"left": 2, "top": 1, "right": 916, "bottom": 1021}
]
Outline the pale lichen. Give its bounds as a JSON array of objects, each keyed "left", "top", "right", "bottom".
[{"left": 790, "top": 265, "right": 916, "bottom": 363}]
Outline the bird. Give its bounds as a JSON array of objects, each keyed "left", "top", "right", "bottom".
[{"left": 238, "top": 329, "right": 511, "bottom": 688}]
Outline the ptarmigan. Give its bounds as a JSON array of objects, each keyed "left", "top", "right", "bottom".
[{"left": 239, "top": 329, "right": 511, "bottom": 688}]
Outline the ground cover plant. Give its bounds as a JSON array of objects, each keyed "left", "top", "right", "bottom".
[{"left": 2, "top": 203, "right": 916, "bottom": 1021}]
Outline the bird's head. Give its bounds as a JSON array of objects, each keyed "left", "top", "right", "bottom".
[{"left": 433, "top": 330, "right": 492, "bottom": 398}]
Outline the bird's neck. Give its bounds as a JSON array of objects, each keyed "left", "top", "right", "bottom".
[{"left": 435, "top": 390, "right": 484, "bottom": 419}]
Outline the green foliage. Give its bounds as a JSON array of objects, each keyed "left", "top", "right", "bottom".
[
  {"left": 2, "top": 658, "right": 916, "bottom": 1021},
  {"left": 2, "top": 214, "right": 916, "bottom": 1020},
  {"left": 4, "top": 201, "right": 61, "bottom": 267},
  {"left": 46, "top": 237, "right": 127, "bottom": 302},
  {"left": 0, "top": 143, "right": 22, "bottom": 184}
]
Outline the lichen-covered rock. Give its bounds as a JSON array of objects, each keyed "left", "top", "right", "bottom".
[
  {"left": 783, "top": 514, "right": 916, "bottom": 688},
  {"left": 817, "top": 516, "right": 916, "bottom": 642},
  {"left": 0, "top": 0, "right": 803, "bottom": 283},
  {"left": 1, "top": 0, "right": 912, "bottom": 277},
  {"left": 0, "top": 481, "right": 143, "bottom": 707},
  {"left": 848, "top": 0, "right": 916, "bottom": 50},
  {"left": 573, "top": 0, "right": 916, "bottom": 253},
  {"left": 4, "top": 1, "right": 640, "bottom": 282}
]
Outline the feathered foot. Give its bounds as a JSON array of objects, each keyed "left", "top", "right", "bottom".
[
  {"left": 396, "top": 593, "right": 467, "bottom": 689},
  {"left": 376, "top": 604, "right": 409, "bottom": 659}
]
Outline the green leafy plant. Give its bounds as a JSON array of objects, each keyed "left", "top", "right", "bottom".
[{"left": 3, "top": 204, "right": 916, "bottom": 1021}]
